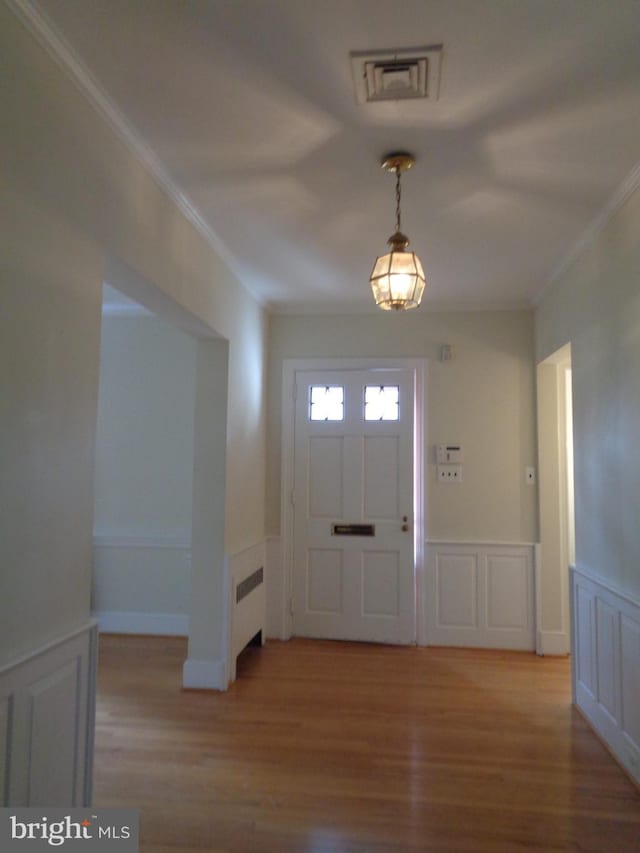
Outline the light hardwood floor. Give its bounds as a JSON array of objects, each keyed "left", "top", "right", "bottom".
[{"left": 94, "top": 636, "right": 640, "bottom": 852}]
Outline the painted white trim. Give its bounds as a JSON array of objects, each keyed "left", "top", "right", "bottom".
[
  {"left": 83, "top": 624, "right": 98, "bottom": 807},
  {"left": 281, "top": 358, "right": 427, "bottom": 645},
  {"left": 535, "top": 159, "right": 640, "bottom": 305},
  {"left": 182, "top": 658, "right": 226, "bottom": 691},
  {"left": 269, "top": 299, "right": 531, "bottom": 316},
  {"left": 572, "top": 565, "right": 640, "bottom": 785},
  {"left": 538, "top": 630, "right": 569, "bottom": 656},
  {"left": 426, "top": 539, "right": 537, "bottom": 547},
  {"left": 534, "top": 543, "right": 543, "bottom": 655},
  {"left": 0, "top": 620, "right": 97, "bottom": 676},
  {"left": 4, "top": 0, "right": 260, "bottom": 307},
  {"left": 265, "top": 536, "right": 286, "bottom": 640},
  {"left": 93, "top": 611, "right": 188, "bottom": 637},
  {"left": 414, "top": 360, "right": 427, "bottom": 647},
  {"left": 573, "top": 565, "right": 640, "bottom": 611},
  {"left": 93, "top": 531, "right": 190, "bottom": 551}
]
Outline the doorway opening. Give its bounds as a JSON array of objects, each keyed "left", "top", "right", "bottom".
[
  {"left": 92, "top": 258, "right": 231, "bottom": 690},
  {"left": 536, "top": 343, "right": 575, "bottom": 659},
  {"left": 93, "top": 283, "right": 197, "bottom": 636}
]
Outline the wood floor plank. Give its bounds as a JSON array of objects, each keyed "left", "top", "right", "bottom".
[{"left": 94, "top": 636, "right": 640, "bottom": 852}]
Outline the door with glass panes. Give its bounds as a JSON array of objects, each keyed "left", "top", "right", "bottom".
[{"left": 292, "top": 368, "right": 415, "bottom": 644}]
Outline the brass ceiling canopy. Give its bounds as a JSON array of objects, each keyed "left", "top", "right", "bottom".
[{"left": 380, "top": 152, "right": 415, "bottom": 174}]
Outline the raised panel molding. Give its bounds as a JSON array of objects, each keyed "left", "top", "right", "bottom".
[
  {"left": 435, "top": 554, "right": 477, "bottom": 629},
  {"left": 486, "top": 555, "right": 530, "bottom": 630},
  {"left": 0, "top": 622, "right": 97, "bottom": 806},
  {"left": 595, "top": 597, "right": 619, "bottom": 723},
  {"left": 575, "top": 584, "right": 596, "bottom": 697},
  {"left": 572, "top": 567, "right": 640, "bottom": 786},
  {"left": 426, "top": 542, "right": 535, "bottom": 650},
  {"left": 621, "top": 615, "right": 640, "bottom": 749},
  {"left": 0, "top": 695, "right": 13, "bottom": 805},
  {"left": 28, "top": 659, "right": 80, "bottom": 806}
]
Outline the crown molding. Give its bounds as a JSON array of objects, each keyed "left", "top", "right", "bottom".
[
  {"left": 268, "top": 298, "right": 531, "bottom": 316},
  {"left": 533, "top": 159, "right": 640, "bottom": 306},
  {"left": 4, "top": 0, "right": 265, "bottom": 306}
]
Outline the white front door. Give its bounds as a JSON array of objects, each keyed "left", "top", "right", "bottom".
[{"left": 292, "top": 368, "right": 415, "bottom": 644}]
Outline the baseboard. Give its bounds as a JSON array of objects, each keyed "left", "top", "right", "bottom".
[
  {"left": 572, "top": 566, "right": 640, "bottom": 785},
  {"left": 537, "top": 630, "right": 569, "bottom": 655},
  {"left": 182, "top": 657, "right": 226, "bottom": 691},
  {"left": 93, "top": 611, "right": 188, "bottom": 636}
]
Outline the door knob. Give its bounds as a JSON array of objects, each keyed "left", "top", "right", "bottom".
[{"left": 402, "top": 515, "right": 410, "bottom": 532}]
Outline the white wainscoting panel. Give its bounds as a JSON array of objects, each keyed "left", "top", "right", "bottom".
[
  {"left": 0, "top": 695, "right": 12, "bottom": 805},
  {"left": 425, "top": 542, "right": 535, "bottom": 650},
  {"left": 0, "top": 622, "right": 97, "bottom": 806},
  {"left": 572, "top": 567, "right": 640, "bottom": 785}
]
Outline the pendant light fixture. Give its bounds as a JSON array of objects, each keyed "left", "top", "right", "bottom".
[{"left": 369, "top": 152, "right": 426, "bottom": 311}]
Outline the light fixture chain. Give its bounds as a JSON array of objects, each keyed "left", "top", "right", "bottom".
[{"left": 395, "top": 170, "right": 402, "bottom": 233}]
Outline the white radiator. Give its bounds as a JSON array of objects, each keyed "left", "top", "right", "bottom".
[{"left": 229, "top": 544, "right": 266, "bottom": 682}]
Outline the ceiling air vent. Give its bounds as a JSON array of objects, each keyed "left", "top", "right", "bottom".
[{"left": 350, "top": 46, "right": 442, "bottom": 104}]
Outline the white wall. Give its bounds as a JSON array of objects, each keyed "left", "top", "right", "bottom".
[
  {"left": 0, "top": 3, "right": 268, "bottom": 798},
  {"left": 92, "top": 314, "right": 197, "bottom": 630},
  {"left": 267, "top": 310, "right": 537, "bottom": 543},
  {"left": 536, "top": 182, "right": 640, "bottom": 783},
  {"left": 536, "top": 185, "right": 640, "bottom": 600},
  {"left": 94, "top": 314, "right": 196, "bottom": 539}
]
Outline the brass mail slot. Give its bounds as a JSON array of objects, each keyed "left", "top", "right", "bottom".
[{"left": 332, "top": 523, "right": 375, "bottom": 537}]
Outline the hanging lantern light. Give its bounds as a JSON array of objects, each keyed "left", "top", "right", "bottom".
[{"left": 369, "top": 152, "right": 426, "bottom": 311}]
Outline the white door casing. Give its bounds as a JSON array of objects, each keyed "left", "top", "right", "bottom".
[{"left": 291, "top": 367, "right": 416, "bottom": 644}]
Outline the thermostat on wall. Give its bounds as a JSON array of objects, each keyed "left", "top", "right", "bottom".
[{"left": 437, "top": 444, "right": 463, "bottom": 464}]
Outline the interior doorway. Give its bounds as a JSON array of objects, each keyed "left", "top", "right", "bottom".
[
  {"left": 536, "top": 343, "right": 575, "bottom": 658},
  {"left": 92, "top": 283, "right": 197, "bottom": 636},
  {"left": 93, "top": 258, "right": 231, "bottom": 690}
]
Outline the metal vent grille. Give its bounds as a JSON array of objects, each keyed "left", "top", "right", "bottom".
[
  {"left": 236, "top": 566, "right": 264, "bottom": 603},
  {"left": 350, "top": 46, "right": 442, "bottom": 104}
]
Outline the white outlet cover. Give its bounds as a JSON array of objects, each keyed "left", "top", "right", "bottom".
[{"left": 438, "top": 464, "right": 462, "bottom": 482}]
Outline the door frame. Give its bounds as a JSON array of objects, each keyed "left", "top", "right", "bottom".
[
  {"left": 536, "top": 343, "right": 574, "bottom": 660},
  {"left": 280, "top": 358, "right": 427, "bottom": 643}
]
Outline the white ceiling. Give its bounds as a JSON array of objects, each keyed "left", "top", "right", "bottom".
[{"left": 30, "top": 0, "right": 640, "bottom": 312}]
